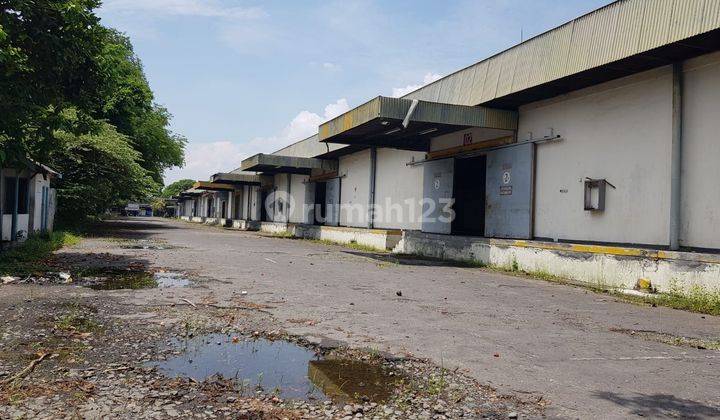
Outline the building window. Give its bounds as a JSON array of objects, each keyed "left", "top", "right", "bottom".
[{"left": 4, "top": 177, "right": 29, "bottom": 215}]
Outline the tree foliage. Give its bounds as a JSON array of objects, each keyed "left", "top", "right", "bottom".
[
  {"left": 161, "top": 179, "right": 195, "bottom": 198},
  {"left": 96, "top": 30, "right": 185, "bottom": 183},
  {"left": 0, "top": 0, "right": 106, "bottom": 163},
  {"left": 0, "top": 2, "right": 186, "bottom": 223},
  {"left": 50, "top": 120, "right": 158, "bottom": 224}
]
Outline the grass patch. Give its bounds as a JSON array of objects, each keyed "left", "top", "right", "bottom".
[
  {"left": 613, "top": 285, "right": 720, "bottom": 316},
  {"left": 54, "top": 303, "right": 100, "bottom": 333},
  {"left": 487, "top": 262, "right": 720, "bottom": 316},
  {"left": 0, "top": 231, "right": 81, "bottom": 275},
  {"left": 266, "top": 231, "right": 295, "bottom": 239},
  {"left": 304, "top": 238, "right": 386, "bottom": 253}
]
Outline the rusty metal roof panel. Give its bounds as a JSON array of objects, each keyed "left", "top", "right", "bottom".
[
  {"left": 318, "top": 97, "right": 381, "bottom": 142},
  {"left": 398, "top": 0, "right": 720, "bottom": 107},
  {"left": 318, "top": 96, "right": 517, "bottom": 144}
]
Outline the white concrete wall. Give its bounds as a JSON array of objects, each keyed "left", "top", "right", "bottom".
[
  {"left": 681, "top": 51, "right": 720, "bottom": 249},
  {"left": 2, "top": 215, "right": 29, "bottom": 241},
  {"left": 399, "top": 231, "right": 720, "bottom": 295},
  {"left": 271, "top": 174, "right": 289, "bottom": 222},
  {"left": 289, "top": 174, "right": 312, "bottom": 224},
  {"left": 249, "top": 186, "right": 262, "bottom": 221},
  {"left": 374, "top": 148, "right": 424, "bottom": 230},
  {"left": 519, "top": 66, "right": 673, "bottom": 246},
  {"left": 233, "top": 188, "right": 245, "bottom": 219},
  {"left": 339, "top": 149, "right": 370, "bottom": 228},
  {"left": 30, "top": 174, "right": 51, "bottom": 233}
]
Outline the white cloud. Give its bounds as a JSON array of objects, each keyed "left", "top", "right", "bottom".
[
  {"left": 244, "top": 98, "right": 350, "bottom": 151},
  {"left": 101, "top": 0, "right": 267, "bottom": 19},
  {"left": 164, "top": 140, "right": 247, "bottom": 184},
  {"left": 164, "top": 99, "right": 350, "bottom": 184},
  {"left": 391, "top": 73, "right": 442, "bottom": 98},
  {"left": 322, "top": 62, "right": 341, "bottom": 71},
  {"left": 323, "top": 98, "right": 350, "bottom": 120}
]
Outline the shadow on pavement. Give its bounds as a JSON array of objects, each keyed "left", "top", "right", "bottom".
[
  {"left": 592, "top": 391, "right": 720, "bottom": 419},
  {"left": 85, "top": 217, "right": 180, "bottom": 240}
]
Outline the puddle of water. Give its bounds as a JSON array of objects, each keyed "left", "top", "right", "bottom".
[
  {"left": 153, "top": 272, "right": 192, "bottom": 288},
  {"left": 83, "top": 271, "right": 157, "bottom": 290},
  {"left": 150, "top": 335, "right": 401, "bottom": 403},
  {"left": 308, "top": 359, "right": 401, "bottom": 403},
  {"left": 81, "top": 270, "right": 192, "bottom": 290}
]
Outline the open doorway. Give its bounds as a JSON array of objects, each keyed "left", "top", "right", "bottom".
[
  {"left": 313, "top": 181, "right": 327, "bottom": 225},
  {"left": 260, "top": 190, "right": 270, "bottom": 221},
  {"left": 452, "top": 155, "right": 486, "bottom": 236}
]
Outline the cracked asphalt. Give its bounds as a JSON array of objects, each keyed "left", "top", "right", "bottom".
[{"left": 56, "top": 217, "right": 720, "bottom": 418}]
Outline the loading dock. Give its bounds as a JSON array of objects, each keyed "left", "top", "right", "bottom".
[
  {"left": 452, "top": 155, "right": 486, "bottom": 235},
  {"left": 241, "top": 153, "right": 339, "bottom": 225}
]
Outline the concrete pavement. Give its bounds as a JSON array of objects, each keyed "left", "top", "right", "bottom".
[{"left": 65, "top": 217, "right": 720, "bottom": 418}]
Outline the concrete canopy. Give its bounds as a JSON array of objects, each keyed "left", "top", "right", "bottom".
[
  {"left": 178, "top": 187, "right": 205, "bottom": 197},
  {"left": 210, "top": 172, "right": 262, "bottom": 185},
  {"left": 318, "top": 96, "right": 517, "bottom": 151},
  {"left": 192, "top": 181, "right": 238, "bottom": 192},
  {"left": 240, "top": 153, "right": 338, "bottom": 175}
]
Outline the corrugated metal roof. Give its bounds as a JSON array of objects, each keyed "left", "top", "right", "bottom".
[
  {"left": 271, "top": 134, "right": 348, "bottom": 159},
  {"left": 404, "top": 0, "right": 720, "bottom": 106}
]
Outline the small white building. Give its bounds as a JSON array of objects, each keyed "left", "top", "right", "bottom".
[{"left": 1, "top": 162, "right": 60, "bottom": 244}]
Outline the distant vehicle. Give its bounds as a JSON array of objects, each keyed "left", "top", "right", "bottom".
[{"left": 124, "top": 203, "right": 153, "bottom": 217}]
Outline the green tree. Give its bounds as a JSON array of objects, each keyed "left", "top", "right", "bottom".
[
  {"left": 96, "top": 29, "right": 185, "bottom": 183},
  {"left": 161, "top": 179, "right": 195, "bottom": 198},
  {"left": 50, "top": 120, "right": 158, "bottom": 224},
  {"left": 1, "top": 2, "right": 186, "bottom": 224},
  {"left": 0, "top": 0, "right": 106, "bottom": 163}
]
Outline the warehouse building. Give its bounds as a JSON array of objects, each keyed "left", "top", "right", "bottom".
[{"left": 184, "top": 0, "right": 720, "bottom": 294}]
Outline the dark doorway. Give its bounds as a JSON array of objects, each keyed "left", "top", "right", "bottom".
[
  {"left": 221, "top": 201, "right": 227, "bottom": 219},
  {"left": 3, "top": 177, "right": 29, "bottom": 215},
  {"left": 452, "top": 155, "right": 486, "bottom": 235},
  {"left": 260, "top": 190, "right": 269, "bottom": 222},
  {"left": 314, "top": 181, "right": 327, "bottom": 225}
]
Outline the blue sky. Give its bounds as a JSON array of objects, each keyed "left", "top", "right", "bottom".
[{"left": 97, "top": 0, "right": 613, "bottom": 184}]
